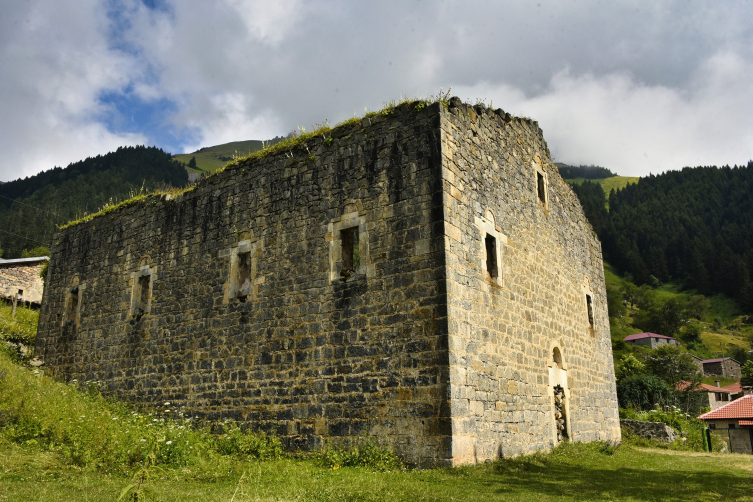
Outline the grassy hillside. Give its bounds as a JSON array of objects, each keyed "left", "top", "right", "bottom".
[
  {"left": 565, "top": 176, "right": 640, "bottom": 198},
  {"left": 174, "top": 138, "right": 283, "bottom": 175},
  {"left": 604, "top": 261, "right": 751, "bottom": 365}
]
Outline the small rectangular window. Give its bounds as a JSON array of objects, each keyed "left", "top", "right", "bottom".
[
  {"left": 485, "top": 234, "right": 498, "bottom": 278},
  {"left": 237, "top": 252, "right": 252, "bottom": 297},
  {"left": 709, "top": 423, "right": 715, "bottom": 429},
  {"left": 586, "top": 294, "right": 594, "bottom": 334},
  {"left": 67, "top": 287, "right": 79, "bottom": 323},
  {"left": 138, "top": 275, "right": 150, "bottom": 313},
  {"left": 537, "top": 172, "right": 546, "bottom": 204},
  {"left": 341, "top": 227, "right": 360, "bottom": 272},
  {"left": 17, "top": 289, "right": 23, "bottom": 298},
  {"left": 729, "top": 423, "right": 736, "bottom": 429}
]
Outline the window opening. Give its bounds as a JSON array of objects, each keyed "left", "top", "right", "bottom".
[
  {"left": 485, "top": 234, "right": 498, "bottom": 278},
  {"left": 341, "top": 227, "right": 360, "bottom": 273},
  {"left": 137, "top": 275, "right": 150, "bottom": 314},
  {"left": 729, "top": 423, "right": 736, "bottom": 429},
  {"left": 586, "top": 294, "right": 594, "bottom": 335},
  {"left": 237, "top": 252, "right": 252, "bottom": 297},
  {"left": 17, "top": 289, "right": 23, "bottom": 298},
  {"left": 537, "top": 172, "right": 546, "bottom": 204},
  {"left": 67, "top": 287, "right": 78, "bottom": 323},
  {"left": 553, "top": 385, "right": 567, "bottom": 442}
]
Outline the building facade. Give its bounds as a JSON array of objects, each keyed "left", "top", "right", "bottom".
[
  {"left": 0, "top": 256, "right": 48, "bottom": 305},
  {"left": 35, "top": 99, "right": 620, "bottom": 466}
]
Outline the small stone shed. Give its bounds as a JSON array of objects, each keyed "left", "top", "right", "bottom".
[
  {"left": 623, "top": 332, "right": 679, "bottom": 349},
  {"left": 0, "top": 256, "right": 48, "bottom": 305},
  {"left": 702, "top": 358, "right": 741, "bottom": 379},
  {"left": 35, "top": 98, "right": 620, "bottom": 466}
]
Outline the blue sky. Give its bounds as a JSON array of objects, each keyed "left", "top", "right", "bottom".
[{"left": 1, "top": 0, "right": 752, "bottom": 181}]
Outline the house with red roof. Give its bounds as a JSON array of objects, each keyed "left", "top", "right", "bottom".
[
  {"left": 676, "top": 381, "right": 732, "bottom": 410},
  {"left": 623, "top": 332, "right": 680, "bottom": 349},
  {"left": 698, "top": 395, "right": 753, "bottom": 454},
  {"left": 721, "top": 382, "right": 753, "bottom": 400}
]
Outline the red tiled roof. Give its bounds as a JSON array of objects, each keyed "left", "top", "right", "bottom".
[
  {"left": 722, "top": 382, "right": 743, "bottom": 393},
  {"left": 676, "top": 381, "right": 728, "bottom": 392},
  {"left": 698, "top": 395, "right": 753, "bottom": 420},
  {"left": 740, "top": 420, "right": 753, "bottom": 426},
  {"left": 624, "top": 332, "right": 675, "bottom": 341}
]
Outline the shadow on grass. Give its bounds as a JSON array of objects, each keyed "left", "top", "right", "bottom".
[{"left": 485, "top": 446, "right": 750, "bottom": 501}]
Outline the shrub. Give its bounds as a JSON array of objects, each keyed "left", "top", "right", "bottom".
[{"left": 617, "top": 375, "right": 672, "bottom": 410}]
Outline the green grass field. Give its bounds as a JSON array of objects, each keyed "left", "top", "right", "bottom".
[{"left": 174, "top": 139, "right": 281, "bottom": 175}]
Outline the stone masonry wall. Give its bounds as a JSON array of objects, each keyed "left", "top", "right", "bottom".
[
  {"left": 36, "top": 103, "right": 451, "bottom": 466},
  {"left": 0, "top": 260, "right": 47, "bottom": 304},
  {"left": 35, "top": 98, "right": 621, "bottom": 466},
  {"left": 439, "top": 99, "right": 620, "bottom": 463}
]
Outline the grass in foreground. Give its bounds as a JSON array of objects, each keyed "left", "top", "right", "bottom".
[{"left": 2, "top": 439, "right": 752, "bottom": 501}]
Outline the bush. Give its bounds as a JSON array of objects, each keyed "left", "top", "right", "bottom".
[{"left": 617, "top": 375, "right": 672, "bottom": 410}]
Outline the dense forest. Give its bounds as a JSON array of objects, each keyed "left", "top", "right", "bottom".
[
  {"left": 555, "top": 163, "right": 616, "bottom": 179},
  {"left": 0, "top": 146, "right": 188, "bottom": 259},
  {"left": 570, "top": 162, "right": 753, "bottom": 312}
]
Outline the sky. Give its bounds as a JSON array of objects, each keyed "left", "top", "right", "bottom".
[{"left": 1, "top": 0, "right": 752, "bottom": 182}]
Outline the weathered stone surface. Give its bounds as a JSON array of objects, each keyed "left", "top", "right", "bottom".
[
  {"left": 0, "top": 258, "right": 47, "bottom": 304},
  {"left": 620, "top": 419, "right": 676, "bottom": 443},
  {"left": 35, "top": 99, "right": 620, "bottom": 466}
]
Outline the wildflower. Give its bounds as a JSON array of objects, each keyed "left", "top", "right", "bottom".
[
  {"left": 166, "top": 441, "right": 172, "bottom": 445},
  {"left": 164, "top": 402, "right": 171, "bottom": 406}
]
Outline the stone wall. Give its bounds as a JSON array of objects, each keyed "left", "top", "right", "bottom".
[
  {"left": 0, "top": 259, "right": 47, "bottom": 304},
  {"left": 620, "top": 419, "right": 676, "bottom": 443},
  {"left": 36, "top": 99, "right": 620, "bottom": 465},
  {"left": 37, "top": 103, "right": 451, "bottom": 466},
  {"left": 440, "top": 99, "right": 620, "bottom": 463}
]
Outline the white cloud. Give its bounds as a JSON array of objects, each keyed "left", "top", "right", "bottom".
[
  {"left": 454, "top": 51, "right": 753, "bottom": 176},
  {"left": 180, "top": 93, "right": 283, "bottom": 153},
  {"left": 0, "top": 0, "right": 146, "bottom": 180}
]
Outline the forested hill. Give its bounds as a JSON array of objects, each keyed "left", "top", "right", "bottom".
[
  {"left": 0, "top": 146, "right": 188, "bottom": 259},
  {"left": 570, "top": 162, "right": 753, "bottom": 311}
]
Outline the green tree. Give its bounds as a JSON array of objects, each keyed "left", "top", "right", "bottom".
[
  {"left": 683, "top": 295, "right": 709, "bottom": 320},
  {"left": 643, "top": 345, "right": 703, "bottom": 389},
  {"left": 741, "top": 360, "right": 753, "bottom": 387},
  {"left": 188, "top": 156, "right": 197, "bottom": 169},
  {"left": 616, "top": 354, "right": 645, "bottom": 381},
  {"left": 616, "top": 374, "right": 672, "bottom": 410},
  {"left": 606, "top": 285, "right": 626, "bottom": 318}
]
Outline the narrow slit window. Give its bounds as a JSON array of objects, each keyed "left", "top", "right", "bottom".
[
  {"left": 67, "top": 287, "right": 78, "bottom": 323},
  {"left": 586, "top": 294, "right": 594, "bottom": 334},
  {"left": 341, "top": 227, "right": 360, "bottom": 272},
  {"left": 17, "top": 289, "right": 23, "bottom": 298},
  {"left": 237, "top": 252, "right": 252, "bottom": 297},
  {"left": 537, "top": 172, "right": 546, "bottom": 204},
  {"left": 485, "top": 234, "right": 498, "bottom": 278},
  {"left": 138, "top": 275, "right": 150, "bottom": 313}
]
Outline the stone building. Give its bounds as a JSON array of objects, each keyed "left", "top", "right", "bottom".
[
  {"left": 702, "top": 358, "right": 742, "bottom": 379},
  {"left": 623, "top": 332, "right": 680, "bottom": 349},
  {"left": 35, "top": 98, "right": 620, "bottom": 466},
  {"left": 0, "top": 256, "right": 48, "bottom": 305}
]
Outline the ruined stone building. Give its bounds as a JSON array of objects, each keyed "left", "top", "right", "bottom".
[{"left": 35, "top": 98, "right": 620, "bottom": 465}]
